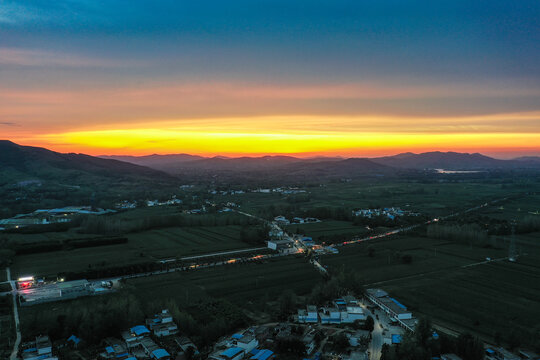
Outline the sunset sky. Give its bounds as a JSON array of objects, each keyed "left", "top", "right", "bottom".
[{"left": 1, "top": 1, "right": 539, "bottom": 158}]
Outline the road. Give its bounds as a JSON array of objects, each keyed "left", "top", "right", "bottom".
[{"left": 7, "top": 268, "right": 21, "bottom": 360}]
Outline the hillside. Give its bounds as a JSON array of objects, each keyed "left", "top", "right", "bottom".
[
  {"left": 371, "top": 151, "right": 520, "bottom": 170},
  {"left": 0, "top": 140, "right": 171, "bottom": 183}
]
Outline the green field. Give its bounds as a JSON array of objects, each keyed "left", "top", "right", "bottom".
[
  {"left": 320, "top": 232, "right": 540, "bottom": 343},
  {"left": 126, "top": 255, "right": 322, "bottom": 306},
  {"left": 11, "top": 225, "right": 252, "bottom": 278}
]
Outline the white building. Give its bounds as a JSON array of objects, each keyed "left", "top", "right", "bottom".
[
  {"left": 267, "top": 239, "right": 293, "bottom": 251},
  {"left": 298, "top": 305, "right": 319, "bottom": 323},
  {"left": 210, "top": 347, "right": 245, "bottom": 360},
  {"left": 366, "top": 289, "right": 415, "bottom": 331},
  {"left": 22, "top": 336, "right": 58, "bottom": 360}
]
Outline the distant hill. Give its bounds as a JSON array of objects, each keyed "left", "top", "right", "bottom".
[
  {"left": 371, "top": 151, "right": 528, "bottom": 170},
  {"left": 98, "top": 150, "right": 540, "bottom": 175},
  {"left": 100, "top": 153, "right": 204, "bottom": 171},
  {"left": 513, "top": 156, "right": 540, "bottom": 163},
  {"left": 0, "top": 140, "right": 171, "bottom": 184}
]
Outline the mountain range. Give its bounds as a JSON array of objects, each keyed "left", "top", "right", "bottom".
[
  {"left": 103, "top": 150, "right": 540, "bottom": 174},
  {"left": 1, "top": 140, "right": 540, "bottom": 185}
]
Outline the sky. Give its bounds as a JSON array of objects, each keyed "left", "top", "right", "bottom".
[{"left": 1, "top": 0, "right": 539, "bottom": 158}]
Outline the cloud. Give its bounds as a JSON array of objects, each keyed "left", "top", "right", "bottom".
[{"left": 0, "top": 121, "right": 20, "bottom": 127}]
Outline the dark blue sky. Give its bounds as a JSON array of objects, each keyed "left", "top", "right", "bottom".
[{"left": 1, "top": 1, "right": 539, "bottom": 157}]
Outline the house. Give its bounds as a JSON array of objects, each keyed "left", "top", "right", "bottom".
[
  {"left": 319, "top": 307, "right": 341, "bottom": 324},
  {"left": 231, "top": 333, "right": 259, "bottom": 353},
  {"left": 22, "top": 335, "right": 58, "bottom": 360},
  {"left": 274, "top": 216, "right": 290, "bottom": 225},
  {"left": 301, "top": 237, "right": 315, "bottom": 247},
  {"left": 146, "top": 310, "right": 178, "bottom": 337},
  {"left": 151, "top": 349, "right": 171, "bottom": 360},
  {"left": 175, "top": 336, "right": 199, "bottom": 356},
  {"left": 122, "top": 325, "right": 151, "bottom": 347},
  {"left": 210, "top": 347, "right": 245, "bottom": 360},
  {"left": 100, "top": 338, "right": 129, "bottom": 359},
  {"left": 267, "top": 239, "right": 293, "bottom": 251},
  {"left": 347, "top": 330, "right": 371, "bottom": 347},
  {"left": 58, "top": 279, "right": 92, "bottom": 299},
  {"left": 250, "top": 349, "right": 274, "bottom": 360},
  {"left": 441, "top": 354, "right": 463, "bottom": 360},
  {"left": 391, "top": 334, "right": 402, "bottom": 344},
  {"left": 298, "top": 305, "right": 319, "bottom": 323},
  {"left": 67, "top": 335, "right": 81, "bottom": 348},
  {"left": 153, "top": 322, "right": 178, "bottom": 337},
  {"left": 303, "top": 333, "right": 317, "bottom": 355},
  {"left": 366, "top": 288, "right": 415, "bottom": 330}
]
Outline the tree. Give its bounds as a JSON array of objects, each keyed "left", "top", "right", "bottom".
[
  {"left": 278, "top": 290, "right": 297, "bottom": 320},
  {"left": 363, "top": 316, "right": 375, "bottom": 332},
  {"left": 332, "top": 333, "right": 350, "bottom": 351},
  {"left": 414, "top": 317, "right": 432, "bottom": 347}
]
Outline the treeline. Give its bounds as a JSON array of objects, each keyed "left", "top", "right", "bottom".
[
  {"left": 427, "top": 224, "right": 488, "bottom": 245},
  {"left": 517, "top": 215, "right": 540, "bottom": 234},
  {"left": 381, "top": 318, "right": 484, "bottom": 360},
  {"left": 23, "top": 290, "right": 248, "bottom": 352},
  {"left": 148, "top": 298, "right": 247, "bottom": 348},
  {"left": 79, "top": 213, "right": 260, "bottom": 235},
  {"left": 23, "top": 293, "right": 145, "bottom": 344},
  {"left": 240, "top": 224, "right": 270, "bottom": 245}
]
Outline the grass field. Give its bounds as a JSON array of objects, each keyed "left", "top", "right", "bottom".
[
  {"left": 126, "top": 255, "right": 322, "bottom": 306},
  {"left": 11, "top": 225, "right": 251, "bottom": 278},
  {"left": 320, "top": 232, "right": 540, "bottom": 343}
]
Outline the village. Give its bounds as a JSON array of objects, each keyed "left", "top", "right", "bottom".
[{"left": 16, "top": 287, "right": 535, "bottom": 360}]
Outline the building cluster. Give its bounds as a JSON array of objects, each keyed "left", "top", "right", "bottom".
[
  {"left": 0, "top": 206, "right": 115, "bottom": 230},
  {"left": 365, "top": 289, "right": 417, "bottom": 331},
  {"left": 21, "top": 335, "right": 57, "bottom": 360},
  {"left": 251, "top": 187, "right": 306, "bottom": 195},
  {"left": 116, "top": 200, "right": 138, "bottom": 209},
  {"left": 18, "top": 278, "right": 116, "bottom": 306},
  {"left": 297, "top": 296, "right": 367, "bottom": 324},
  {"left": 209, "top": 189, "right": 246, "bottom": 195},
  {"left": 210, "top": 327, "right": 273, "bottom": 360},
  {"left": 97, "top": 309, "right": 197, "bottom": 360},
  {"left": 146, "top": 197, "right": 183, "bottom": 207},
  {"left": 351, "top": 207, "right": 418, "bottom": 220},
  {"left": 273, "top": 215, "right": 320, "bottom": 226}
]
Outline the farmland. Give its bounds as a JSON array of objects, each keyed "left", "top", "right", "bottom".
[
  {"left": 10, "top": 225, "right": 251, "bottom": 278},
  {"left": 320, "top": 231, "right": 540, "bottom": 344},
  {"left": 125, "top": 255, "right": 321, "bottom": 306},
  {"left": 18, "top": 255, "right": 322, "bottom": 339}
]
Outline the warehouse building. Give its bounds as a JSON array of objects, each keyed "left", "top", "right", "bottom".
[{"left": 366, "top": 288, "right": 416, "bottom": 331}]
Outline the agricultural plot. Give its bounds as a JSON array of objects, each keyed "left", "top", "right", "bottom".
[
  {"left": 10, "top": 225, "right": 251, "bottom": 278},
  {"left": 320, "top": 233, "right": 540, "bottom": 344},
  {"left": 126, "top": 255, "right": 322, "bottom": 306},
  {"left": 475, "top": 193, "right": 540, "bottom": 221}
]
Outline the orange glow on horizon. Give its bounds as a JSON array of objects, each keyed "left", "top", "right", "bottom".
[{"left": 9, "top": 129, "right": 538, "bottom": 159}]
